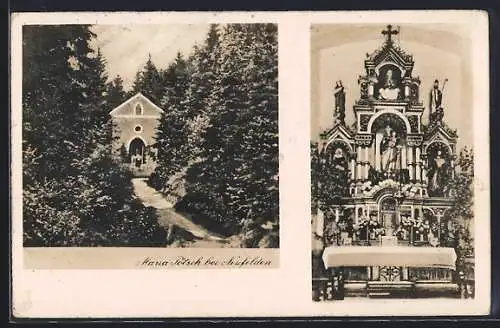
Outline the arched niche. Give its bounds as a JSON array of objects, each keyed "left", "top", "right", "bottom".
[
  {"left": 369, "top": 112, "right": 409, "bottom": 172},
  {"left": 321, "top": 140, "right": 351, "bottom": 184},
  {"left": 374, "top": 63, "right": 404, "bottom": 100},
  {"left": 424, "top": 140, "right": 453, "bottom": 156},
  {"left": 370, "top": 112, "right": 409, "bottom": 136},
  {"left": 426, "top": 141, "right": 453, "bottom": 196},
  {"left": 324, "top": 140, "right": 352, "bottom": 162}
]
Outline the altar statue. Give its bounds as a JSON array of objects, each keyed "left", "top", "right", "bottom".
[
  {"left": 334, "top": 80, "right": 346, "bottom": 124},
  {"left": 332, "top": 148, "right": 348, "bottom": 172},
  {"left": 429, "top": 79, "right": 443, "bottom": 112},
  {"left": 429, "top": 79, "right": 446, "bottom": 125},
  {"left": 429, "top": 150, "right": 447, "bottom": 195},
  {"left": 378, "top": 69, "right": 401, "bottom": 100},
  {"left": 380, "top": 126, "right": 399, "bottom": 172}
]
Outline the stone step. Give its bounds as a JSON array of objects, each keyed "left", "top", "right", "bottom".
[
  {"left": 367, "top": 281, "right": 414, "bottom": 298},
  {"left": 368, "top": 292, "right": 391, "bottom": 297}
]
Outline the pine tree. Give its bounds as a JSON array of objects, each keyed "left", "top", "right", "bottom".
[
  {"left": 179, "top": 24, "right": 250, "bottom": 235},
  {"left": 446, "top": 147, "right": 474, "bottom": 259},
  {"left": 130, "top": 54, "right": 164, "bottom": 106},
  {"left": 150, "top": 53, "right": 191, "bottom": 192},
  {"left": 23, "top": 25, "right": 92, "bottom": 245},
  {"left": 229, "top": 24, "right": 279, "bottom": 246},
  {"left": 23, "top": 25, "right": 88, "bottom": 180},
  {"left": 179, "top": 24, "right": 279, "bottom": 245},
  {"left": 22, "top": 25, "right": 167, "bottom": 246},
  {"left": 184, "top": 25, "right": 220, "bottom": 117},
  {"left": 106, "top": 75, "right": 127, "bottom": 110},
  {"left": 183, "top": 25, "right": 221, "bottom": 160}
]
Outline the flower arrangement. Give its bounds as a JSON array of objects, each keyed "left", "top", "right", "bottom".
[
  {"left": 401, "top": 184, "right": 419, "bottom": 198},
  {"left": 394, "top": 225, "right": 407, "bottom": 240},
  {"left": 396, "top": 216, "right": 417, "bottom": 241},
  {"left": 373, "top": 227, "right": 386, "bottom": 237},
  {"left": 414, "top": 218, "right": 431, "bottom": 236},
  {"left": 395, "top": 215, "right": 434, "bottom": 242},
  {"left": 355, "top": 217, "right": 380, "bottom": 230},
  {"left": 400, "top": 216, "right": 416, "bottom": 229},
  {"left": 353, "top": 217, "right": 381, "bottom": 239}
]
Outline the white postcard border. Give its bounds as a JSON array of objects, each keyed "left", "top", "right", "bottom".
[{"left": 11, "top": 10, "right": 490, "bottom": 317}]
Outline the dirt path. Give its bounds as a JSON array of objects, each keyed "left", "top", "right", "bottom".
[{"left": 131, "top": 178, "right": 227, "bottom": 245}]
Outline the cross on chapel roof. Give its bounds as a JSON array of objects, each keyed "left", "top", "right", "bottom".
[{"left": 381, "top": 24, "right": 399, "bottom": 44}]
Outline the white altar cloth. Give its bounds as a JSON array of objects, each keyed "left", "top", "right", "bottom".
[{"left": 322, "top": 246, "right": 457, "bottom": 270}]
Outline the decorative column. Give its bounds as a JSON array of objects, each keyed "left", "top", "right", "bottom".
[
  {"left": 415, "top": 147, "right": 421, "bottom": 182},
  {"left": 401, "top": 146, "right": 407, "bottom": 169},
  {"left": 350, "top": 156, "right": 356, "bottom": 180},
  {"left": 335, "top": 207, "right": 340, "bottom": 223},
  {"left": 421, "top": 154, "right": 427, "bottom": 184},
  {"left": 355, "top": 136, "right": 369, "bottom": 182},
  {"left": 407, "top": 146, "right": 414, "bottom": 181},
  {"left": 375, "top": 135, "right": 381, "bottom": 171},
  {"left": 356, "top": 147, "right": 363, "bottom": 181},
  {"left": 368, "top": 82, "right": 375, "bottom": 98},
  {"left": 364, "top": 146, "right": 370, "bottom": 179},
  {"left": 436, "top": 210, "right": 443, "bottom": 243},
  {"left": 404, "top": 78, "right": 411, "bottom": 101},
  {"left": 451, "top": 155, "right": 456, "bottom": 180}
]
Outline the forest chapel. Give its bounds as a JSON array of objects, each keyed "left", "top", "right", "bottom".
[
  {"left": 312, "top": 25, "right": 473, "bottom": 299},
  {"left": 109, "top": 92, "right": 162, "bottom": 176}
]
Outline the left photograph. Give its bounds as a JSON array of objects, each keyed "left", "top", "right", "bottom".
[{"left": 22, "top": 24, "right": 279, "bottom": 249}]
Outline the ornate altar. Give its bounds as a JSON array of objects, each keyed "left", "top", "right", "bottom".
[{"left": 314, "top": 25, "right": 460, "bottom": 299}]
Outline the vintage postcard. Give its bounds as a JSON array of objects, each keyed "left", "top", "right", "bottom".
[
  {"left": 11, "top": 11, "right": 489, "bottom": 318},
  {"left": 310, "top": 17, "right": 490, "bottom": 313}
]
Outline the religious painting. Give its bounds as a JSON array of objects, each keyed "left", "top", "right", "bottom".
[{"left": 311, "top": 18, "right": 489, "bottom": 311}]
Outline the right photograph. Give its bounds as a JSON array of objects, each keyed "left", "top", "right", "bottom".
[{"left": 311, "top": 24, "right": 475, "bottom": 300}]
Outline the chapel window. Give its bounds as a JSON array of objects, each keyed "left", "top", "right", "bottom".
[{"left": 135, "top": 103, "right": 143, "bottom": 115}]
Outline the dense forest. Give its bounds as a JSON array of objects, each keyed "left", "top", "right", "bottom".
[
  {"left": 22, "top": 24, "right": 279, "bottom": 248},
  {"left": 147, "top": 24, "right": 279, "bottom": 247},
  {"left": 22, "top": 25, "right": 166, "bottom": 246}
]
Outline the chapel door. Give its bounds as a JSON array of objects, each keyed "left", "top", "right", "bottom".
[{"left": 129, "top": 138, "right": 146, "bottom": 167}]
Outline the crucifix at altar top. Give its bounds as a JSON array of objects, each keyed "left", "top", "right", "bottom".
[{"left": 382, "top": 24, "right": 399, "bottom": 44}]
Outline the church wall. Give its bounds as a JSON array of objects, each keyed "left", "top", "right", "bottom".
[{"left": 112, "top": 116, "right": 160, "bottom": 153}]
